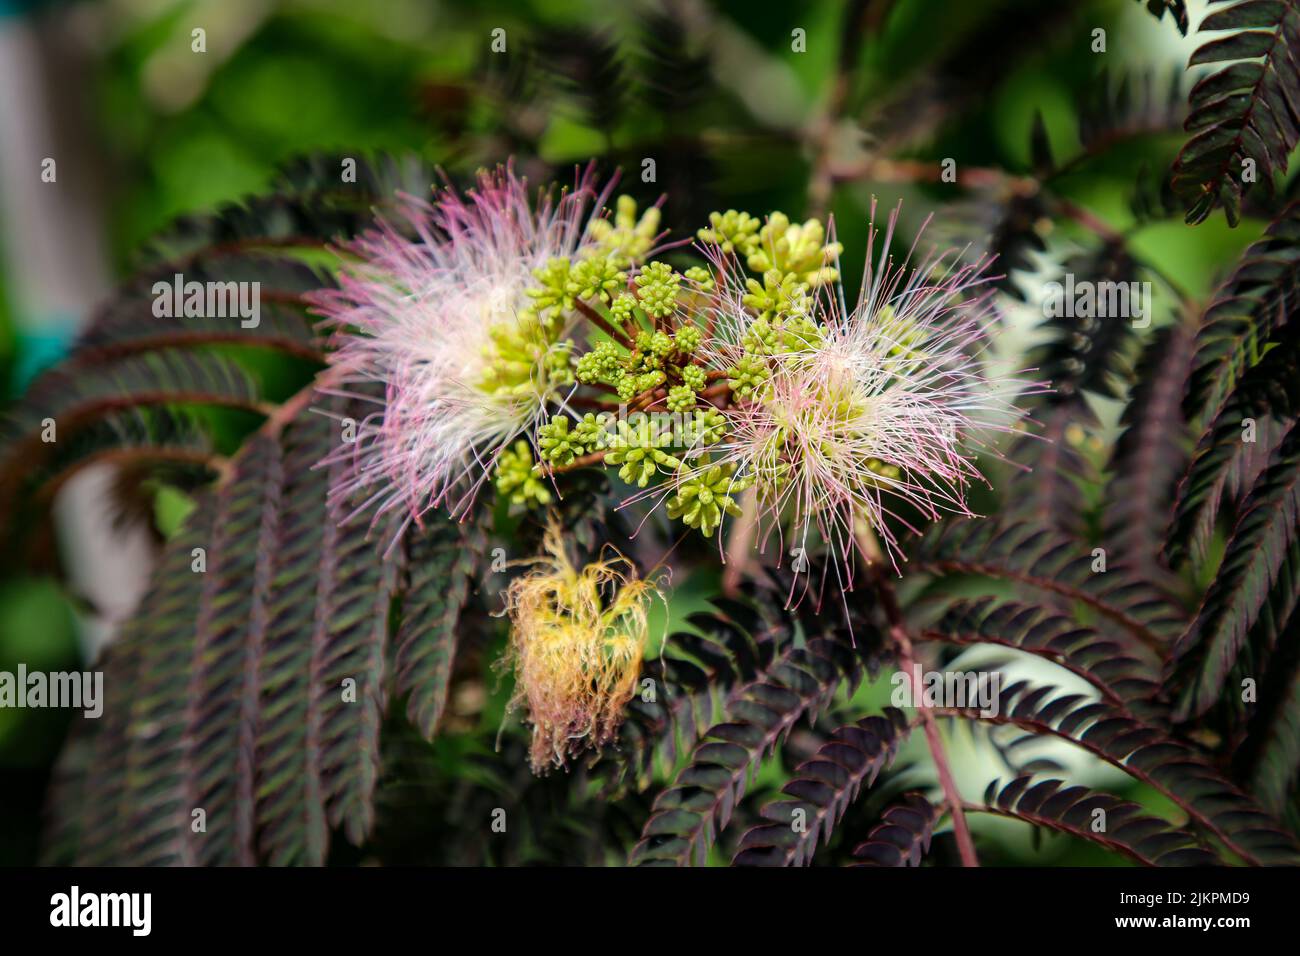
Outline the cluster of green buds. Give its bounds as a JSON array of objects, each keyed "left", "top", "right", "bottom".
[
  {"left": 697, "top": 209, "right": 761, "bottom": 257},
  {"left": 605, "top": 417, "right": 681, "bottom": 487},
  {"left": 514, "top": 195, "right": 662, "bottom": 356},
  {"left": 478, "top": 323, "right": 576, "bottom": 400},
  {"left": 525, "top": 253, "right": 626, "bottom": 329},
  {"left": 698, "top": 210, "right": 842, "bottom": 287},
  {"left": 531, "top": 405, "right": 728, "bottom": 486},
  {"left": 720, "top": 301, "right": 826, "bottom": 401},
  {"left": 496, "top": 441, "right": 552, "bottom": 509},
  {"left": 666, "top": 458, "right": 750, "bottom": 537},
  {"left": 697, "top": 209, "right": 841, "bottom": 405},
  {"left": 537, "top": 412, "right": 609, "bottom": 467},
  {"left": 601, "top": 408, "right": 733, "bottom": 503},
  {"left": 492, "top": 196, "right": 686, "bottom": 406},
  {"left": 491, "top": 199, "right": 845, "bottom": 540},
  {"left": 574, "top": 313, "right": 711, "bottom": 405},
  {"left": 586, "top": 194, "right": 661, "bottom": 264},
  {"left": 747, "top": 213, "right": 842, "bottom": 287}
]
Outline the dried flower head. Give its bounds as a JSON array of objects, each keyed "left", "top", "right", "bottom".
[
  {"left": 308, "top": 164, "right": 608, "bottom": 530},
  {"left": 499, "top": 521, "right": 657, "bottom": 774}
]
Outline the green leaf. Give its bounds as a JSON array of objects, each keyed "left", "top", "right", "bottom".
[
  {"left": 1172, "top": 2, "right": 1300, "bottom": 224},
  {"left": 1171, "top": 422, "right": 1300, "bottom": 721}
]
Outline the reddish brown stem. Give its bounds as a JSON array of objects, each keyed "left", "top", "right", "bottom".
[
  {"left": 855, "top": 523, "right": 980, "bottom": 868},
  {"left": 629, "top": 387, "right": 668, "bottom": 412},
  {"left": 575, "top": 299, "right": 634, "bottom": 350},
  {"left": 721, "top": 489, "right": 758, "bottom": 596},
  {"left": 565, "top": 395, "right": 620, "bottom": 410},
  {"left": 829, "top": 157, "right": 1035, "bottom": 194},
  {"left": 544, "top": 449, "right": 608, "bottom": 476}
]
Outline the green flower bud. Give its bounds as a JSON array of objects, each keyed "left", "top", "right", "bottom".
[
  {"left": 697, "top": 209, "right": 761, "bottom": 258},
  {"left": 616, "top": 376, "right": 639, "bottom": 402},
  {"left": 666, "top": 384, "right": 696, "bottom": 413},
  {"left": 746, "top": 213, "right": 842, "bottom": 286},
  {"left": 743, "top": 270, "right": 809, "bottom": 322},
  {"left": 538, "top": 415, "right": 585, "bottom": 466},
  {"left": 648, "top": 331, "right": 674, "bottom": 358},
  {"left": 683, "top": 265, "right": 715, "bottom": 291},
  {"left": 727, "top": 354, "right": 771, "bottom": 399},
  {"left": 680, "top": 363, "right": 707, "bottom": 391},
  {"left": 605, "top": 417, "right": 680, "bottom": 487},
  {"left": 666, "top": 460, "right": 750, "bottom": 536},
  {"left": 674, "top": 325, "right": 703, "bottom": 355},
  {"left": 586, "top": 195, "right": 661, "bottom": 265},
  {"left": 685, "top": 408, "right": 727, "bottom": 446},
  {"left": 634, "top": 369, "right": 666, "bottom": 392},
  {"left": 568, "top": 254, "right": 626, "bottom": 304},
  {"left": 495, "top": 441, "right": 551, "bottom": 508},
  {"left": 526, "top": 257, "right": 576, "bottom": 325},
  {"left": 634, "top": 261, "right": 681, "bottom": 319},
  {"left": 572, "top": 413, "right": 609, "bottom": 451},
  {"left": 574, "top": 340, "right": 624, "bottom": 385},
  {"left": 609, "top": 292, "right": 638, "bottom": 324}
]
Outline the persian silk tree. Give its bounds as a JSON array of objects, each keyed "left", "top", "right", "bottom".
[{"left": 9, "top": 154, "right": 1300, "bottom": 869}]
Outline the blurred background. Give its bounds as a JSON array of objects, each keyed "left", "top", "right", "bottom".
[{"left": 0, "top": 0, "right": 1275, "bottom": 864}]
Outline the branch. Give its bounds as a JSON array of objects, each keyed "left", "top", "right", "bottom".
[
  {"left": 806, "top": 0, "right": 880, "bottom": 218},
  {"left": 855, "top": 522, "right": 979, "bottom": 867},
  {"left": 544, "top": 449, "right": 608, "bottom": 476}
]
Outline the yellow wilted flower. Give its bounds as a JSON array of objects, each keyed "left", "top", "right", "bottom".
[{"left": 499, "top": 521, "right": 657, "bottom": 774}]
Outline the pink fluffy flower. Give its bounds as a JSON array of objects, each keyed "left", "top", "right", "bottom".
[
  {"left": 692, "top": 200, "right": 1033, "bottom": 595},
  {"left": 308, "top": 165, "right": 607, "bottom": 531}
]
